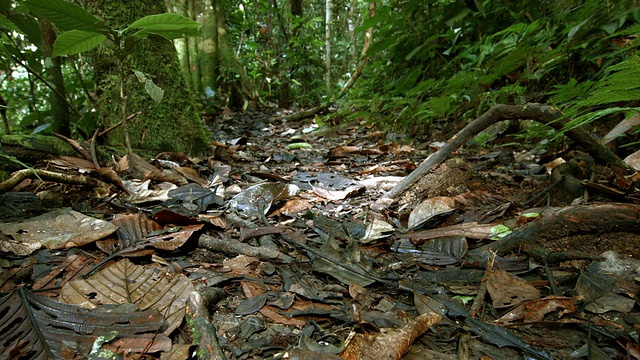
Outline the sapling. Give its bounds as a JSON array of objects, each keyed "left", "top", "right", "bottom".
[{"left": 25, "top": 0, "right": 201, "bottom": 155}]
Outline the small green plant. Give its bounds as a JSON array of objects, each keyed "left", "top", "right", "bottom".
[{"left": 24, "top": 0, "right": 201, "bottom": 153}]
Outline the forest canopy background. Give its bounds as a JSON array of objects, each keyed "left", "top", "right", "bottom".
[{"left": 0, "top": 0, "right": 640, "bottom": 154}]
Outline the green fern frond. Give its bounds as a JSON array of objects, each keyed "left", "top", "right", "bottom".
[
  {"left": 548, "top": 78, "right": 595, "bottom": 106},
  {"left": 580, "top": 56, "right": 640, "bottom": 107},
  {"left": 562, "top": 107, "right": 640, "bottom": 134}
]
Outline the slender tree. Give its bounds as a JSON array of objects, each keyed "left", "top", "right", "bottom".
[{"left": 39, "top": 19, "right": 70, "bottom": 136}]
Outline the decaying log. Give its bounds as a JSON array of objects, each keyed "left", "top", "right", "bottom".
[
  {"left": 466, "top": 203, "right": 640, "bottom": 265},
  {"left": 372, "top": 103, "right": 634, "bottom": 210},
  {"left": 186, "top": 291, "right": 227, "bottom": 360}
]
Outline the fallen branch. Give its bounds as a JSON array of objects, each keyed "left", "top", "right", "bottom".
[
  {"left": 466, "top": 203, "right": 640, "bottom": 265},
  {"left": 186, "top": 291, "right": 227, "bottom": 360},
  {"left": 197, "top": 233, "right": 294, "bottom": 264},
  {"left": 0, "top": 168, "right": 109, "bottom": 193},
  {"left": 372, "top": 103, "right": 634, "bottom": 210}
]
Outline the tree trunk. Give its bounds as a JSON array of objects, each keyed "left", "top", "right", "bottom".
[
  {"left": 187, "top": 0, "right": 203, "bottom": 94},
  {"left": 200, "top": 0, "right": 220, "bottom": 94},
  {"left": 213, "top": 0, "right": 255, "bottom": 108},
  {"left": 86, "top": 0, "right": 209, "bottom": 155},
  {"left": 324, "top": 0, "right": 332, "bottom": 94},
  {"left": 39, "top": 19, "right": 70, "bottom": 136}
]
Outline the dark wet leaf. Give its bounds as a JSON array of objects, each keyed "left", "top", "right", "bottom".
[
  {"left": 466, "top": 317, "right": 552, "bottom": 360},
  {"left": 238, "top": 317, "right": 265, "bottom": 338},
  {"left": 166, "top": 183, "right": 223, "bottom": 214},
  {"left": 312, "top": 238, "right": 376, "bottom": 287},
  {"left": 0, "top": 287, "right": 166, "bottom": 359},
  {"left": 392, "top": 237, "right": 467, "bottom": 265},
  {"left": 236, "top": 294, "right": 267, "bottom": 315},
  {"left": 267, "top": 291, "right": 295, "bottom": 309}
]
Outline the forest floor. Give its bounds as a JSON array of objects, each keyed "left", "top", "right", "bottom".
[{"left": 1, "top": 108, "right": 640, "bottom": 359}]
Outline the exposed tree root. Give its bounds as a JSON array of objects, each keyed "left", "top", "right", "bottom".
[{"left": 372, "top": 103, "right": 634, "bottom": 210}]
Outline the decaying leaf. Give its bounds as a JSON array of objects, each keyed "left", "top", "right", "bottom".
[
  {"left": 340, "top": 312, "right": 442, "bottom": 360},
  {"left": 407, "top": 196, "right": 457, "bottom": 230},
  {"left": 60, "top": 258, "right": 195, "bottom": 335},
  {"left": 466, "top": 317, "right": 552, "bottom": 360},
  {"left": 485, "top": 269, "right": 541, "bottom": 308},
  {"left": 312, "top": 238, "right": 377, "bottom": 287},
  {"left": 0, "top": 208, "right": 118, "bottom": 254},
  {"left": 0, "top": 287, "right": 167, "bottom": 359}
]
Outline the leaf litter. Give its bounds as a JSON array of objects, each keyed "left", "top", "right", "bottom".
[{"left": 0, "top": 108, "right": 640, "bottom": 358}]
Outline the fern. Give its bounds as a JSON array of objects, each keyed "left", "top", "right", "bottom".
[
  {"left": 580, "top": 56, "right": 640, "bottom": 107},
  {"left": 548, "top": 78, "right": 595, "bottom": 105},
  {"left": 552, "top": 56, "right": 640, "bottom": 134}
]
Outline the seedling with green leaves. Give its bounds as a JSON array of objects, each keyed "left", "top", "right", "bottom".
[{"left": 24, "top": 0, "right": 201, "bottom": 153}]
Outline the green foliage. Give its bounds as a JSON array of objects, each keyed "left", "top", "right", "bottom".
[
  {"left": 24, "top": 0, "right": 200, "bottom": 136},
  {"left": 343, "top": 0, "right": 640, "bottom": 144},
  {"left": 53, "top": 30, "right": 107, "bottom": 56},
  {"left": 25, "top": 0, "right": 104, "bottom": 32},
  {"left": 552, "top": 56, "right": 640, "bottom": 134},
  {"left": 25, "top": 0, "right": 201, "bottom": 58}
]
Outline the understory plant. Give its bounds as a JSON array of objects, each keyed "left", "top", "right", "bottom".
[{"left": 25, "top": 0, "right": 201, "bottom": 154}]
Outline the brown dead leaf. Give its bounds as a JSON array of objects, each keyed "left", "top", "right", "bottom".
[
  {"left": 340, "top": 312, "right": 442, "bottom": 360},
  {"left": 270, "top": 198, "right": 314, "bottom": 216},
  {"left": 174, "top": 166, "right": 208, "bottom": 185},
  {"left": 485, "top": 270, "right": 541, "bottom": 309},
  {"left": 496, "top": 296, "right": 577, "bottom": 325},
  {"left": 222, "top": 255, "right": 261, "bottom": 278},
  {"left": 241, "top": 281, "right": 307, "bottom": 327}
]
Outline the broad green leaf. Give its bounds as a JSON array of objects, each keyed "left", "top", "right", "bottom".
[
  {"left": 53, "top": 30, "right": 106, "bottom": 57},
  {"left": 133, "top": 27, "right": 200, "bottom": 40},
  {"left": 127, "top": 13, "right": 200, "bottom": 34},
  {"left": 8, "top": 13, "right": 42, "bottom": 45},
  {"left": 24, "top": 0, "right": 105, "bottom": 32},
  {"left": 488, "top": 224, "right": 511, "bottom": 240},
  {"left": 145, "top": 79, "right": 164, "bottom": 104}
]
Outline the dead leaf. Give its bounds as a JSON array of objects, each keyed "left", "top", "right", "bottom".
[
  {"left": 485, "top": 270, "right": 541, "bottom": 308},
  {"left": 0, "top": 208, "right": 118, "bottom": 254},
  {"left": 60, "top": 258, "right": 195, "bottom": 335},
  {"left": 340, "top": 312, "right": 442, "bottom": 360}
]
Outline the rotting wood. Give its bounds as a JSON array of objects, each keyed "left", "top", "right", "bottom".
[
  {"left": 466, "top": 203, "right": 640, "bottom": 266},
  {"left": 372, "top": 103, "right": 634, "bottom": 210},
  {"left": 186, "top": 291, "right": 227, "bottom": 360},
  {"left": 0, "top": 169, "right": 109, "bottom": 194}
]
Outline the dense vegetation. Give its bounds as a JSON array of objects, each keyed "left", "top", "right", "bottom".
[{"left": 1, "top": 0, "right": 640, "bottom": 152}]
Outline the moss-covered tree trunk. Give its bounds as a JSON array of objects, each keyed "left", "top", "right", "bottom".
[{"left": 87, "top": 0, "right": 210, "bottom": 155}]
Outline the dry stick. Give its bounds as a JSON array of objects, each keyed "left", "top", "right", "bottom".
[
  {"left": 372, "top": 103, "right": 633, "bottom": 210},
  {"left": 0, "top": 168, "right": 108, "bottom": 193},
  {"left": 52, "top": 132, "right": 93, "bottom": 162}
]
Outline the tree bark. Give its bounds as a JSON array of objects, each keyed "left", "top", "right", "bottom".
[{"left": 39, "top": 19, "right": 70, "bottom": 136}]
